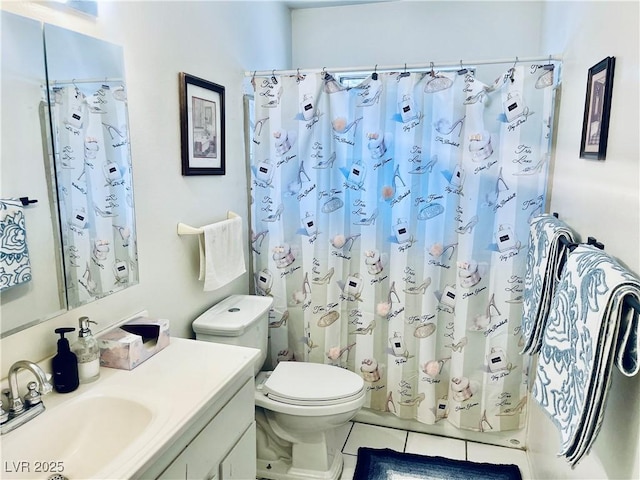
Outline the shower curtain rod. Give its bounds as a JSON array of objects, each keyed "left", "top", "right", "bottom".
[
  {"left": 246, "top": 55, "right": 562, "bottom": 77},
  {"left": 50, "top": 77, "right": 124, "bottom": 85}
]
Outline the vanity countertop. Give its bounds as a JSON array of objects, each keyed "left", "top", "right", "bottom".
[{"left": 0, "top": 338, "right": 260, "bottom": 480}]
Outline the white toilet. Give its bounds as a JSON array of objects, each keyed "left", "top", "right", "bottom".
[{"left": 193, "top": 294, "right": 365, "bottom": 480}]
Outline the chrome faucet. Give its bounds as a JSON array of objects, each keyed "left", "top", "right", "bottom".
[{"left": 1, "top": 360, "right": 53, "bottom": 434}]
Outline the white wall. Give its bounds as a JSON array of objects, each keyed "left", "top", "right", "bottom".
[
  {"left": 292, "top": 1, "right": 639, "bottom": 478},
  {"left": 0, "top": 0, "right": 291, "bottom": 377},
  {"left": 528, "top": 2, "right": 640, "bottom": 479},
  {"left": 292, "top": 1, "right": 544, "bottom": 68}
]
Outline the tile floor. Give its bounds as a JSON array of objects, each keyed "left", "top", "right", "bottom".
[{"left": 336, "top": 422, "right": 532, "bottom": 479}]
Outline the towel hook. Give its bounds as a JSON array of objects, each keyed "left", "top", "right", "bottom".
[
  {"left": 544, "top": 55, "right": 555, "bottom": 71},
  {"left": 19, "top": 197, "right": 38, "bottom": 207}
]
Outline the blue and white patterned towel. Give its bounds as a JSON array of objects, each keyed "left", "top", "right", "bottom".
[
  {"left": 532, "top": 244, "right": 640, "bottom": 466},
  {"left": 0, "top": 198, "right": 32, "bottom": 291},
  {"left": 521, "top": 214, "right": 575, "bottom": 354}
]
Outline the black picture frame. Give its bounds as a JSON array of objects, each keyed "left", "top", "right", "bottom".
[
  {"left": 179, "top": 72, "right": 225, "bottom": 175},
  {"left": 580, "top": 56, "right": 615, "bottom": 160}
]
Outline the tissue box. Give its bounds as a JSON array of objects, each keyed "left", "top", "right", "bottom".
[{"left": 98, "top": 317, "right": 170, "bottom": 370}]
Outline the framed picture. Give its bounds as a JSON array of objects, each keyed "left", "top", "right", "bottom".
[
  {"left": 580, "top": 57, "right": 615, "bottom": 160},
  {"left": 179, "top": 72, "right": 225, "bottom": 175}
]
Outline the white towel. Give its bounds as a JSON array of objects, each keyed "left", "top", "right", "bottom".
[
  {"left": 520, "top": 214, "right": 575, "bottom": 354},
  {"left": 0, "top": 198, "right": 32, "bottom": 291},
  {"left": 532, "top": 244, "right": 640, "bottom": 466},
  {"left": 198, "top": 216, "right": 245, "bottom": 291}
]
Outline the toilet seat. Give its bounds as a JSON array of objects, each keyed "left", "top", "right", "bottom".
[{"left": 264, "top": 362, "right": 364, "bottom": 406}]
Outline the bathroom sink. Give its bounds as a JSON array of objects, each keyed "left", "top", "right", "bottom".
[
  {"left": 0, "top": 338, "right": 260, "bottom": 480},
  {"left": 1, "top": 393, "right": 154, "bottom": 479}
]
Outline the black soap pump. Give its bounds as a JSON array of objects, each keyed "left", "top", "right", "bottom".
[{"left": 52, "top": 327, "right": 79, "bottom": 393}]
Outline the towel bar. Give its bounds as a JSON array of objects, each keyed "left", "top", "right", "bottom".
[
  {"left": 19, "top": 197, "right": 38, "bottom": 206},
  {"left": 177, "top": 211, "right": 239, "bottom": 235},
  {"left": 625, "top": 295, "right": 640, "bottom": 314},
  {"left": 556, "top": 237, "right": 640, "bottom": 314}
]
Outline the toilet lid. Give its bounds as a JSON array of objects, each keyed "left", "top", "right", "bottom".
[
  {"left": 192, "top": 294, "right": 273, "bottom": 336},
  {"left": 264, "top": 362, "right": 364, "bottom": 406}
]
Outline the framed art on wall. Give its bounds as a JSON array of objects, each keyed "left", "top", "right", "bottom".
[
  {"left": 180, "top": 72, "right": 225, "bottom": 175},
  {"left": 579, "top": 56, "right": 615, "bottom": 160}
]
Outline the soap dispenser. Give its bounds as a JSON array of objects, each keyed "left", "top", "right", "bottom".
[
  {"left": 52, "top": 328, "right": 79, "bottom": 393},
  {"left": 72, "top": 317, "right": 100, "bottom": 383}
]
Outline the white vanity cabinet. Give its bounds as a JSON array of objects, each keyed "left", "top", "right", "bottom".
[
  {"left": 0, "top": 339, "right": 259, "bottom": 480},
  {"left": 154, "top": 378, "right": 256, "bottom": 480}
]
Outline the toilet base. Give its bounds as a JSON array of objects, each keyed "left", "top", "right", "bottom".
[{"left": 257, "top": 451, "right": 343, "bottom": 480}]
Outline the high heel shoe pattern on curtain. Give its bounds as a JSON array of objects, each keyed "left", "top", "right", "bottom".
[
  {"left": 514, "top": 153, "right": 549, "bottom": 176},
  {"left": 496, "top": 396, "right": 527, "bottom": 416},
  {"left": 312, "top": 267, "right": 334, "bottom": 285},
  {"left": 409, "top": 154, "right": 438, "bottom": 175},
  {"left": 485, "top": 167, "right": 509, "bottom": 207},
  {"left": 471, "top": 293, "right": 501, "bottom": 331},
  {"left": 456, "top": 215, "right": 478, "bottom": 234},
  {"left": 313, "top": 151, "right": 336, "bottom": 169},
  {"left": 327, "top": 342, "right": 356, "bottom": 362},
  {"left": 350, "top": 320, "right": 376, "bottom": 335},
  {"left": 399, "top": 392, "right": 425, "bottom": 407},
  {"left": 262, "top": 204, "right": 283, "bottom": 222},
  {"left": 251, "top": 229, "right": 268, "bottom": 253},
  {"left": 287, "top": 161, "right": 311, "bottom": 195},
  {"left": 434, "top": 115, "right": 465, "bottom": 137},
  {"left": 354, "top": 209, "right": 378, "bottom": 226},
  {"left": 479, "top": 409, "right": 493, "bottom": 432},
  {"left": 386, "top": 392, "right": 397, "bottom": 413},
  {"left": 382, "top": 165, "right": 406, "bottom": 202},
  {"left": 403, "top": 278, "right": 431, "bottom": 294},
  {"left": 269, "top": 310, "right": 289, "bottom": 328}
]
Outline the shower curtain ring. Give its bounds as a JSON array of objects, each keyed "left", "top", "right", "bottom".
[
  {"left": 457, "top": 60, "right": 468, "bottom": 75},
  {"left": 372, "top": 64, "right": 378, "bottom": 80}
]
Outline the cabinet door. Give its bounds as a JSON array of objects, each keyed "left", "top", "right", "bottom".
[
  {"left": 219, "top": 423, "right": 256, "bottom": 480},
  {"left": 157, "top": 380, "right": 254, "bottom": 479}
]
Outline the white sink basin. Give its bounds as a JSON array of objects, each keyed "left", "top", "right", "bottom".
[
  {"left": 1, "top": 394, "right": 154, "bottom": 479},
  {"left": 0, "top": 338, "right": 260, "bottom": 480}
]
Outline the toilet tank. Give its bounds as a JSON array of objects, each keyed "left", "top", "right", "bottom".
[{"left": 193, "top": 294, "right": 273, "bottom": 374}]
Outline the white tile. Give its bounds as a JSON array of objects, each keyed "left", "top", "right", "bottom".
[
  {"left": 342, "top": 422, "right": 407, "bottom": 456},
  {"left": 405, "top": 432, "right": 466, "bottom": 460},
  {"left": 467, "top": 441, "right": 531, "bottom": 479},
  {"left": 334, "top": 421, "right": 354, "bottom": 451},
  {"left": 340, "top": 453, "right": 357, "bottom": 480}
]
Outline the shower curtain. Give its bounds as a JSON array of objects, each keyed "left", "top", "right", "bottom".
[
  {"left": 49, "top": 81, "right": 138, "bottom": 308},
  {"left": 248, "top": 61, "right": 558, "bottom": 433}
]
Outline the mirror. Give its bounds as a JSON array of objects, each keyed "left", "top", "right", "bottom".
[
  {"left": 1, "top": 12, "right": 66, "bottom": 336},
  {"left": 45, "top": 24, "right": 139, "bottom": 309},
  {"left": 0, "top": 12, "right": 139, "bottom": 337}
]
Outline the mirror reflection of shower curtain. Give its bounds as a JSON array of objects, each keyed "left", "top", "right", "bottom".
[
  {"left": 248, "top": 63, "right": 558, "bottom": 434},
  {"left": 49, "top": 81, "right": 138, "bottom": 308}
]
